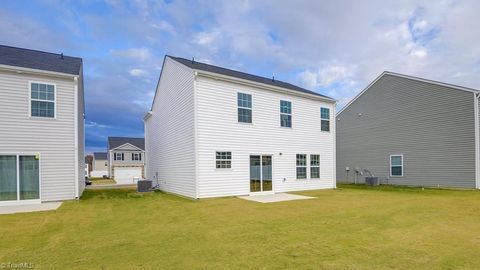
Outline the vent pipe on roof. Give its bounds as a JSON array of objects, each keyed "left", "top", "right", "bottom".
[
  {"left": 272, "top": 75, "right": 275, "bottom": 82},
  {"left": 60, "top": 53, "right": 64, "bottom": 59},
  {"left": 191, "top": 57, "right": 195, "bottom": 63}
]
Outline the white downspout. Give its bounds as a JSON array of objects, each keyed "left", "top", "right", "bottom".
[
  {"left": 474, "top": 92, "right": 480, "bottom": 189},
  {"left": 193, "top": 71, "right": 200, "bottom": 199},
  {"left": 74, "top": 76, "right": 79, "bottom": 199}
]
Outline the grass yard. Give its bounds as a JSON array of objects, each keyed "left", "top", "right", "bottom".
[
  {"left": 89, "top": 177, "right": 117, "bottom": 185},
  {"left": 1, "top": 184, "right": 480, "bottom": 269}
]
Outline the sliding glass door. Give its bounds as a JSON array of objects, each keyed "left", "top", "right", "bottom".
[
  {"left": 0, "top": 155, "right": 39, "bottom": 202},
  {"left": 250, "top": 155, "right": 273, "bottom": 193}
]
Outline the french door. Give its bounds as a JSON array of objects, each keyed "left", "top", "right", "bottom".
[
  {"left": 0, "top": 154, "right": 40, "bottom": 204},
  {"left": 249, "top": 155, "right": 273, "bottom": 193}
]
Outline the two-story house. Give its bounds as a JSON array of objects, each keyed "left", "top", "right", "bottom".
[
  {"left": 107, "top": 137, "right": 145, "bottom": 184},
  {"left": 91, "top": 152, "right": 108, "bottom": 178},
  {"left": 144, "top": 56, "right": 336, "bottom": 198},
  {"left": 0, "top": 45, "right": 85, "bottom": 205},
  {"left": 337, "top": 71, "right": 480, "bottom": 189}
]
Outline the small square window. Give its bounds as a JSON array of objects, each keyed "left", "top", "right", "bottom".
[{"left": 216, "top": 151, "right": 232, "bottom": 168}]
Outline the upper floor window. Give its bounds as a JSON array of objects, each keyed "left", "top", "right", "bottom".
[
  {"left": 310, "top": 154, "right": 320, "bottom": 178},
  {"left": 237, "top": 92, "right": 252, "bottom": 123},
  {"left": 114, "top": 153, "right": 124, "bottom": 161},
  {"left": 132, "top": 153, "right": 141, "bottom": 161},
  {"left": 31, "top": 83, "right": 55, "bottom": 118},
  {"left": 296, "top": 154, "right": 307, "bottom": 179},
  {"left": 216, "top": 151, "right": 232, "bottom": 169},
  {"left": 390, "top": 155, "right": 403, "bottom": 177},
  {"left": 320, "top": 107, "right": 330, "bottom": 132},
  {"left": 280, "top": 100, "right": 292, "bottom": 127}
]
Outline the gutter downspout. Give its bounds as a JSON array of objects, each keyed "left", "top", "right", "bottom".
[
  {"left": 74, "top": 76, "right": 79, "bottom": 199},
  {"left": 193, "top": 71, "right": 200, "bottom": 199},
  {"left": 474, "top": 92, "right": 480, "bottom": 189}
]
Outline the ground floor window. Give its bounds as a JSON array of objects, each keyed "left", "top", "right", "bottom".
[
  {"left": 0, "top": 154, "right": 39, "bottom": 202},
  {"left": 296, "top": 154, "right": 307, "bottom": 179},
  {"left": 310, "top": 154, "right": 320, "bottom": 178},
  {"left": 390, "top": 155, "right": 403, "bottom": 176},
  {"left": 216, "top": 152, "right": 232, "bottom": 168}
]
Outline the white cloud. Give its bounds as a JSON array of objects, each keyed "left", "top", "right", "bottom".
[{"left": 129, "top": 68, "right": 149, "bottom": 77}]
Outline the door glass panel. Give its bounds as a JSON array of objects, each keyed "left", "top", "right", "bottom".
[
  {"left": 0, "top": 155, "right": 17, "bottom": 201},
  {"left": 250, "top": 155, "right": 261, "bottom": 192},
  {"left": 262, "top": 156, "right": 272, "bottom": 191},
  {"left": 19, "top": 156, "right": 39, "bottom": 200}
]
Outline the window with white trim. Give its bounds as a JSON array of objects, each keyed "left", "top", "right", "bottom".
[
  {"left": 390, "top": 155, "right": 403, "bottom": 176},
  {"left": 31, "top": 82, "right": 55, "bottom": 118},
  {"left": 237, "top": 92, "right": 252, "bottom": 123},
  {"left": 114, "top": 153, "right": 124, "bottom": 161},
  {"left": 321, "top": 107, "right": 330, "bottom": 132},
  {"left": 296, "top": 154, "right": 307, "bottom": 179},
  {"left": 132, "top": 153, "right": 141, "bottom": 161},
  {"left": 280, "top": 100, "right": 292, "bottom": 127},
  {"left": 216, "top": 152, "right": 231, "bottom": 168},
  {"left": 310, "top": 154, "right": 320, "bottom": 178}
]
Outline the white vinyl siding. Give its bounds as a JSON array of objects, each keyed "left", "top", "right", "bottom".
[
  {"left": 195, "top": 75, "right": 336, "bottom": 198},
  {"left": 144, "top": 57, "right": 196, "bottom": 198},
  {"left": 0, "top": 69, "right": 80, "bottom": 201}
]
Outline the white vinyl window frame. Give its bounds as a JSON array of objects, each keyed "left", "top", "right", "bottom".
[
  {"left": 296, "top": 154, "right": 307, "bottom": 179},
  {"left": 215, "top": 151, "right": 232, "bottom": 169},
  {"left": 390, "top": 154, "right": 404, "bottom": 177},
  {"left": 320, "top": 107, "right": 330, "bottom": 132},
  {"left": 0, "top": 152, "right": 42, "bottom": 206},
  {"left": 132, "top": 153, "right": 141, "bottom": 161},
  {"left": 280, "top": 100, "right": 292, "bottom": 128},
  {"left": 29, "top": 81, "right": 57, "bottom": 119},
  {"left": 237, "top": 92, "right": 253, "bottom": 124},
  {"left": 114, "top": 153, "right": 124, "bottom": 161},
  {"left": 310, "top": 154, "right": 320, "bottom": 179}
]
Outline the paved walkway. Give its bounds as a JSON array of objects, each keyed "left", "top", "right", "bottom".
[
  {"left": 238, "top": 193, "right": 315, "bottom": 203},
  {"left": 0, "top": 202, "right": 62, "bottom": 215}
]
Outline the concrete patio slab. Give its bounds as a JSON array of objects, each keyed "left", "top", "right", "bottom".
[
  {"left": 238, "top": 193, "right": 315, "bottom": 203},
  {"left": 0, "top": 202, "right": 62, "bottom": 215}
]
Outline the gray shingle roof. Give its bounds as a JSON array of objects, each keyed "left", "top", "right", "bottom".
[
  {"left": 108, "top": 137, "right": 145, "bottom": 150},
  {"left": 0, "top": 45, "right": 82, "bottom": 75},
  {"left": 168, "top": 56, "right": 334, "bottom": 100},
  {"left": 93, "top": 152, "right": 107, "bottom": 160}
]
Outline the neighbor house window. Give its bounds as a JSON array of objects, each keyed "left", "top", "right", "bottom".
[
  {"left": 321, "top": 107, "right": 330, "bottom": 132},
  {"left": 114, "top": 153, "right": 124, "bottom": 161},
  {"left": 216, "top": 151, "right": 231, "bottom": 169},
  {"left": 280, "top": 100, "right": 292, "bottom": 127},
  {"left": 296, "top": 154, "right": 307, "bottom": 179},
  {"left": 132, "top": 153, "right": 141, "bottom": 161},
  {"left": 237, "top": 92, "right": 252, "bottom": 123},
  {"left": 390, "top": 155, "right": 403, "bottom": 176},
  {"left": 310, "top": 154, "right": 320, "bottom": 178},
  {"left": 31, "top": 82, "right": 55, "bottom": 118}
]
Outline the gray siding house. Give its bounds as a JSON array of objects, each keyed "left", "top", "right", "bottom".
[
  {"left": 91, "top": 152, "right": 108, "bottom": 178},
  {"left": 337, "top": 71, "right": 480, "bottom": 189},
  {"left": 108, "top": 137, "right": 145, "bottom": 184},
  {"left": 0, "top": 45, "right": 85, "bottom": 205}
]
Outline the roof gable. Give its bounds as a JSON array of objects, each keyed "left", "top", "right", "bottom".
[
  {"left": 0, "top": 45, "right": 82, "bottom": 75},
  {"left": 337, "top": 71, "right": 480, "bottom": 115},
  {"left": 108, "top": 137, "right": 145, "bottom": 150}
]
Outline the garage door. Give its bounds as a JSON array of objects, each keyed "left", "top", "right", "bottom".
[{"left": 114, "top": 167, "right": 142, "bottom": 185}]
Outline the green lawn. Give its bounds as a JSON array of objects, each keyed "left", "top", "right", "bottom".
[
  {"left": 1, "top": 185, "right": 480, "bottom": 269},
  {"left": 89, "top": 177, "right": 116, "bottom": 185}
]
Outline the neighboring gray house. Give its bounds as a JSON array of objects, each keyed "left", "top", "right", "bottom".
[
  {"left": 108, "top": 137, "right": 145, "bottom": 184},
  {"left": 337, "top": 71, "right": 480, "bottom": 189},
  {"left": 0, "top": 45, "right": 85, "bottom": 205},
  {"left": 91, "top": 152, "right": 108, "bottom": 178}
]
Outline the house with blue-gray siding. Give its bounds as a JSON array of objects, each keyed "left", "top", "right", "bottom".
[{"left": 336, "top": 71, "right": 480, "bottom": 189}]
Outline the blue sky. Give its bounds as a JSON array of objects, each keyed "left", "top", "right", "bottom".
[{"left": 1, "top": 0, "right": 479, "bottom": 153}]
